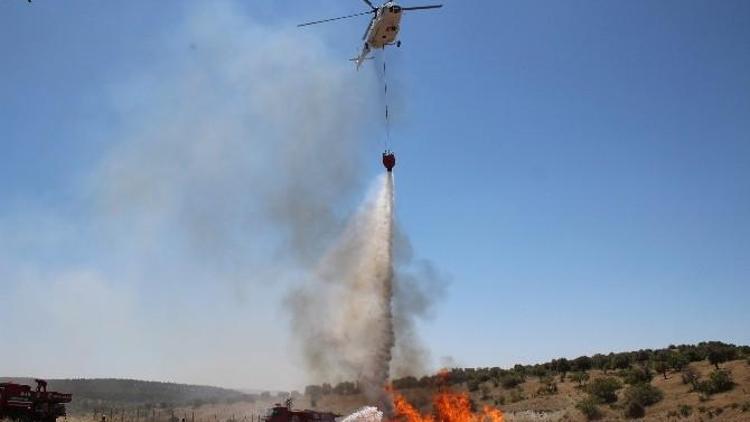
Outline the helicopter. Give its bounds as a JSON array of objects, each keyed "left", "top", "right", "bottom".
[{"left": 298, "top": 0, "right": 443, "bottom": 69}]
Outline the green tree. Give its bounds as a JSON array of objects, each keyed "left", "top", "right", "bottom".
[
  {"left": 653, "top": 360, "right": 669, "bottom": 380},
  {"left": 392, "top": 376, "right": 419, "bottom": 390},
  {"left": 585, "top": 377, "right": 622, "bottom": 404},
  {"left": 668, "top": 351, "right": 690, "bottom": 372},
  {"left": 499, "top": 372, "right": 524, "bottom": 389},
  {"left": 610, "top": 354, "right": 631, "bottom": 370},
  {"left": 552, "top": 358, "right": 571, "bottom": 380},
  {"left": 708, "top": 349, "right": 727, "bottom": 369},
  {"left": 707, "top": 347, "right": 734, "bottom": 370},
  {"left": 590, "top": 354, "right": 609, "bottom": 371},
  {"left": 572, "top": 356, "right": 593, "bottom": 372},
  {"left": 320, "top": 383, "right": 333, "bottom": 395},
  {"left": 620, "top": 365, "right": 653, "bottom": 385},
  {"left": 530, "top": 366, "right": 548, "bottom": 381},
  {"left": 333, "top": 381, "right": 359, "bottom": 395}
]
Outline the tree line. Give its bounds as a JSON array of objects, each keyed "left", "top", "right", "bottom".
[{"left": 303, "top": 341, "right": 749, "bottom": 395}]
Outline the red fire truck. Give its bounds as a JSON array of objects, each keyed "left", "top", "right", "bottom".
[{"left": 0, "top": 379, "right": 72, "bottom": 422}]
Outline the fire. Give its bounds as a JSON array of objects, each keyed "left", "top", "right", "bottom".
[{"left": 390, "top": 389, "right": 504, "bottom": 422}]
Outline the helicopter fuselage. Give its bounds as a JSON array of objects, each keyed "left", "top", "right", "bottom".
[{"left": 366, "top": 2, "right": 403, "bottom": 49}]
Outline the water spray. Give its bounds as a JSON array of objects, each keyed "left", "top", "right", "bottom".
[{"left": 287, "top": 173, "right": 397, "bottom": 412}]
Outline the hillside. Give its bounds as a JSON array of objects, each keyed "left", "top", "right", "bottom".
[
  {"left": 151, "top": 359, "right": 747, "bottom": 421},
  {"left": 6, "top": 342, "right": 750, "bottom": 421},
  {"left": 383, "top": 359, "right": 750, "bottom": 421},
  {"left": 0, "top": 378, "right": 255, "bottom": 413},
  {"left": 303, "top": 341, "right": 750, "bottom": 420}
]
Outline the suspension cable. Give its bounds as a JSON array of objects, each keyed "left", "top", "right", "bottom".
[{"left": 383, "top": 49, "right": 391, "bottom": 150}]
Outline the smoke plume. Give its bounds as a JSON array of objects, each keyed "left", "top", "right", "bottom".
[{"left": 286, "top": 174, "right": 395, "bottom": 410}]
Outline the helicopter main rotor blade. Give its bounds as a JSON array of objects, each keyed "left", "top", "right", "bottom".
[
  {"left": 401, "top": 5, "right": 443, "bottom": 11},
  {"left": 362, "top": 0, "right": 377, "bottom": 10},
  {"left": 298, "top": 10, "right": 374, "bottom": 27},
  {"left": 362, "top": 15, "right": 376, "bottom": 40}
]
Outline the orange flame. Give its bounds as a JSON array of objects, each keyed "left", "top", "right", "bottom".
[{"left": 390, "top": 388, "right": 503, "bottom": 422}]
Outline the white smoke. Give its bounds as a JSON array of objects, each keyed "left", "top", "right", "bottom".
[{"left": 287, "top": 174, "right": 395, "bottom": 409}]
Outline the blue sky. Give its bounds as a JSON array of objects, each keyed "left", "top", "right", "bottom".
[{"left": 1, "top": 0, "right": 749, "bottom": 390}]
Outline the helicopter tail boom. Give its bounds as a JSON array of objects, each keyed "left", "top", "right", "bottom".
[{"left": 350, "top": 44, "right": 374, "bottom": 70}]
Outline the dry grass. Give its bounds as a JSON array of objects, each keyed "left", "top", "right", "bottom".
[
  {"left": 62, "top": 360, "right": 750, "bottom": 422},
  {"left": 315, "top": 359, "right": 750, "bottom": 421}
]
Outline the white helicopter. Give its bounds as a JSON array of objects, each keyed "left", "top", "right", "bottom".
[{"left": 298, "top": 0, "right": 443, "bottom": 69}]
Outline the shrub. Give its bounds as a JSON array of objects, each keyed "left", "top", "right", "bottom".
[
  {"left": 624, "top": 401, "right": 645, "bottom": 419},
  {"left": 480, "top": 385, "right": 491, "bottom": 400},
  {"left": 681, "top": 367, "right": 699, "bottom": 387},
  {"left": 696, "top": 369, "right": 734, "bottom": 396},
  {"left": 575, "top": 397, "right": 601, "bottom": 421},
  {"left": 499, "top": 372, "right": 525, "bottom": 389},
  {"left": 585, "top": 377, "right": 622, "bottom": 404},
  {"left": 508, "top": 388, "right": 525, "bottom": 403},
  {"left": 703, "top": 369, "right": 734, "bottom": 395},
  {"left": 624, "top": 384, "right": 663, "bottom": 407},
  {"left": 569, "top": 371, "right": 590, "bottom": 387},
  {"left": 535, "top": 376, "right": 557, "bottom": 396},
  {"left": 495, "top": 395, "right": 505, "bottom": 406},
  {"left": 679, "top": 404, "right": 693, "bottom": 417},
  {"left": 392, "top": 376, "right": 419, "bottom": 390},
  {"left": 710, "top": 370, "right": 734, "bottom": 392},
  {"left": 620, "top": 365, "right": 653, "bottom": 385}
]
